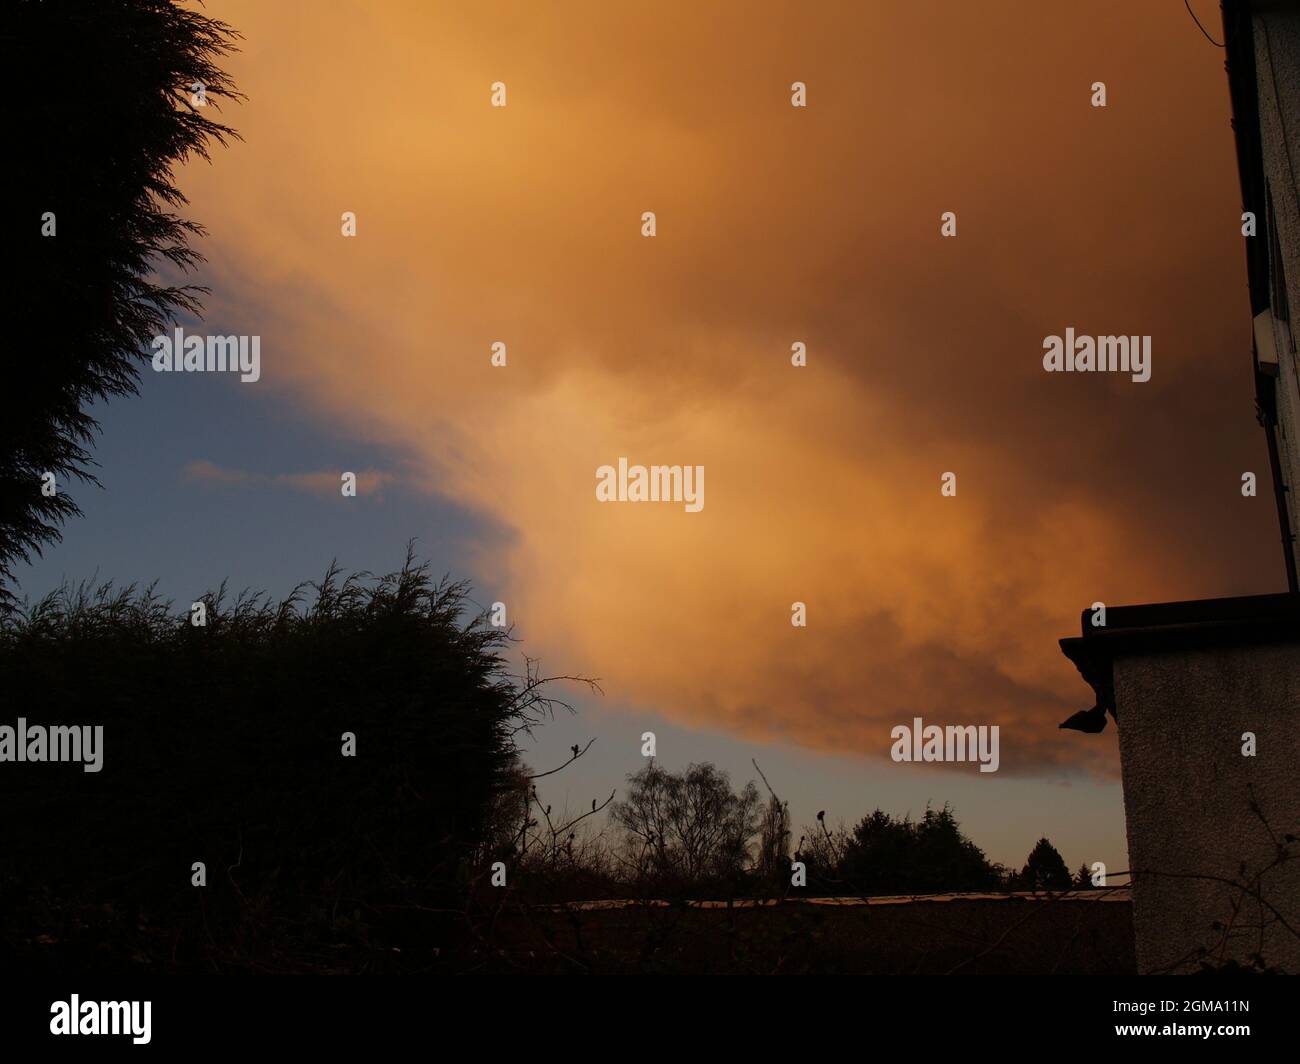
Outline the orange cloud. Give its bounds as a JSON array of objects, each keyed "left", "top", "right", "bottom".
[{"left": 174, "top": 0, "right": 1283, "bottom": 776}]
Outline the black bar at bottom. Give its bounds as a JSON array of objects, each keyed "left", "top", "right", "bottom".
[{"left": 0, "top": 975, "right": 1288, "bottom": 1051}]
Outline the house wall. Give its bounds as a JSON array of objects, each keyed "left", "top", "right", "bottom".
[
  {"left": 1253, "top": 6, "right": 1300, "bottom": 576},
  {"left": 1112, "top": 640, "right": 1300, "bottom": 973}
]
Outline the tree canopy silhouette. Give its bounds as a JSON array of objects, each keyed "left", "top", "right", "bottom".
[
  {"left": 0, "top": 550, "right": 587, "bottom": 969},
  {"left": 1020, "top": 837, "right": 1072, "bottom": 891},
  {"left": 611, "top": 761, "right": 762, "bottom": 892},
  {"left": 4, "top": 0, "right": 241, "bottom": 600},
  {"left": 798, "top": 803, "right": 1001, "bottom": 895},
  {"left": 840, "top": 804, "right": 1001, "bottom": 894}
]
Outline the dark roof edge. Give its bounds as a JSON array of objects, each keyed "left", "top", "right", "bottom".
[
  {"left": 1060, "top": 591, "right": 1300, "bottom": 710},
  {"left": 1073, "top": 590, "right": 1300, "bottom": 633}
]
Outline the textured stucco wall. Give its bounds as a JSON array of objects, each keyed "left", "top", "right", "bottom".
[{"left": 1113, "top": 640, "right": 1300, "bottom": 973}]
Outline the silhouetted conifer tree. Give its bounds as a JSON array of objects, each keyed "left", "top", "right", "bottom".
[
  {"left": 3, "top": 0, "right": 241, "bottom": 599},
  {"left": 1020, "top": 837, "right": 1072, "bottom": 891}
]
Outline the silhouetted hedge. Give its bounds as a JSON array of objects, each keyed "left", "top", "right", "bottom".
[{"left": 0, "top": 552, "right": 551, "bottom": 964}]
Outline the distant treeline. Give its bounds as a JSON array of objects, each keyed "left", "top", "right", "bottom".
[{"left": 495, "top": 760, "right": 1090, "bottom": 902}]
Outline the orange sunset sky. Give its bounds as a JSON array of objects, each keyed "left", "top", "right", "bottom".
[{"left": 27, "top": 1, "right": 1282, "bottom": 870}]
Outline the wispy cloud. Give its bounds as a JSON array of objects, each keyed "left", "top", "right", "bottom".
[{"left": 182, "top": 459, "right": 399, "bottom": 498}]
